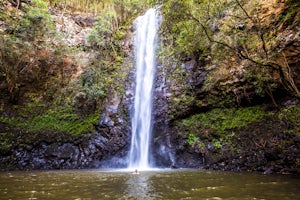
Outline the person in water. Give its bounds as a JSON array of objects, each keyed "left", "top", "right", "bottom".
[{"left": 132, "top": 169, "right": 139, "bottom": 174}]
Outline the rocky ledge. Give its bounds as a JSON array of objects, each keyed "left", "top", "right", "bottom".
[{"left": 0, "top": 129, "right": 130, "bottom": 170}]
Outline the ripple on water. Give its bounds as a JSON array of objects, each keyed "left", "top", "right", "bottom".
[{"left": 0, "top": 170, "right": 299, "bottom": 200}]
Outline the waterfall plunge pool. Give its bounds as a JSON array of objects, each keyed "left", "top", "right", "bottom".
[{"left": 0, "top": 169, "right": 299, "bottom": 200}]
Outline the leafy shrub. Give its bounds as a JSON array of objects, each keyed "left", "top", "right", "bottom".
[
  {"left": 187, "top": 133, "right": 198, "bottom": 146},
  {"left": 279, "top": 105, "right": 300, "bottom": 136},
  {"left": 17, "top": 0, "right": 54, "bottom": 40},
  {"left": 0, "top": 0, "right": 73, "bottom": 103}
]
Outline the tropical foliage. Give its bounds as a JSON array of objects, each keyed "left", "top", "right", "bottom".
[
  {"left": 0, "top": 0, "right": 151, "bottom": 135},
  {"left": 159, "top": 0, "right": 300, "bottom": 100}
]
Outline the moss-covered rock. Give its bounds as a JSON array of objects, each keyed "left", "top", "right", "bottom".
[{"left": 169, "top": 104, "right": 300, "bottom": 174}]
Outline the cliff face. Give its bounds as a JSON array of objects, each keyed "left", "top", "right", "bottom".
[
  {"left": 0, "top": 0, "right": 299, "bottom": 173},
  {"left": 156, "top": 0, "right": 300, "bottom": 173},
  {"left": 0, "top": 1, "right": 104, "bottom": 170},
  {"left": 0, "top": 0, "right": 137, "bottom": 170}
]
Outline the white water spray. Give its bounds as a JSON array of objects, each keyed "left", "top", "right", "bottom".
[{"left": 128, "top": 8, "right": 160, "bottom": 170}]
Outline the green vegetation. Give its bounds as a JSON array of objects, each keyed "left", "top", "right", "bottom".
[
  {"left": 187, "top": 133, "right": 198, "bottom": 146},
  {"left": 180, "top": 104, "right": 300, "bottom": 152},
  {"left": 0, "top": 105, "right": 100, "bottom": 135},
  {"left": 181, "top": 106, "right": 266, "bottom": 134},
  {"left": 0, "top": 0, "right": 299, "bottom": 173},
  {"left": 279, "top": 105, "right": 300, "bottom": 136},
  {"left": 160, "top": 0, "right": 300, "bottom": 101},
  {"left": 72, "top": 0, "right": 149, "bottom": 115},
  {"left": 0, "top": 132, "right": 13, "bottom": 152},
  {"left": 0, "top": 0, "right": 69, "bottom": 103},
  {"left": 47, "top": 0, "right": 151, "bottom": 15},
  {"left": 78, "top": 0, "right": 150, "bottom": 111},
  {"left": 180, "top": 106, "right": 267, "bottom": 149},
  {"left": 25, "top": 108, "right": 99, "bottom": 135},
  {"left": 0, "top": 35, "right": 69, "bottom": 101},
  {"left": 86, "top": 8, "right": 127, "bottom": 98},
  {"left": 0, "top": 0, "right": 151, "bottom": 137},
  {"left": 279, "top": 0, "right": 300, "bottom": 27}
]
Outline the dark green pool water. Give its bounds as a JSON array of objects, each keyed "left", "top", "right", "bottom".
[{"left": 0, "top": 169, "right": 299, "bottom": 200}]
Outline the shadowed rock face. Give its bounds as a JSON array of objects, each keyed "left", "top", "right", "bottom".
[
  {"left": 91, "top": 61, "right": 135, "bottom": 168},
  {"left": 0, "top": 132, "right": 105, "bottom": 170},
  {"left": 151, "top": 55, "right": 208, "bottom": 168},
  {"left": 0, "top": 125, "right": 131, "bottom": 170}
]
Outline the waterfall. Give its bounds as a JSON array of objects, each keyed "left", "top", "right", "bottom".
[{"left": 128, "top": 8, "right": 160, "bottom": 170}]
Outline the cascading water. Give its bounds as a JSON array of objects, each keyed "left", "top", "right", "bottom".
[{"left": 128, "top": 8, "right": 160, "bottom": 170}]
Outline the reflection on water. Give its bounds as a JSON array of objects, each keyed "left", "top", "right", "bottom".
[
  {"left": 0, "top": 169, "right": 299, "bottom": 200},
  {"left": 123, "top": 172, "right": 157, "bottom": 200}
]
